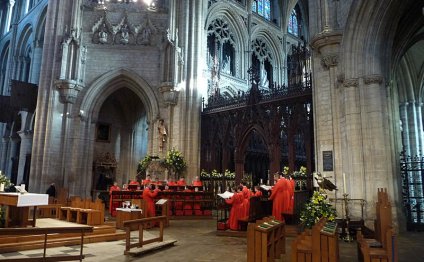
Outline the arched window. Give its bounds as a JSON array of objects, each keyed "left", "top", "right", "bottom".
[
  {"left": 207, "top": 19, "right": 236, "bottom": 77},
  {"left": 288, "top": 9, "right": 299, "bottom": 36},
  {"left": 252, "top": 0, "right": 271, "bottom": 21}
]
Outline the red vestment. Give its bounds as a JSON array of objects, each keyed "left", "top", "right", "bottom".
[
  {"left": 142, "top": 179, "right": 151, "bottom": 185},
  {"left": 193, "top": 180, "right": 203, "bottom": 187},
  {"left": 242, "top": 186, "right": 251, "bottom": 217},
  {"left": 142, "top": 188, "right": 160, "bottom": 217},
  {"left": 269, "top": 178, "right": 287, "bottom": 222},
  {"left": 254, "top": 190, "right": 263, "bottom": 197},
  {"left": 109, "top": 185, "right": 121, "bottom": 216},
  {"left": 167, "top": 181, "right": 177, "bottom": 186},
  {"left": 225, "top": 192, "right": 245, "bottom": 230},
  {"left": 177, "top": 180, "right": 186, "bottom": 186}
]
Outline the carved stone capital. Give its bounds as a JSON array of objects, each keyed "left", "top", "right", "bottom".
[
  {"left": 363, "top": 74, "right": 384, "bottom": 85},
  {"left": 54, "top": 79, "right": 83, "bottom": 104},
  {"left": 342, "top": 78, "right": 359, "bottom": 88},
  {"left": 321, "top": 54, "right": 339, "bottom": 70},
  {"left": 310, "top": 30, "right": 343, "bottom": 52},
  {"left": 159, "top": 82, "right": 179, "bottom": 106}
]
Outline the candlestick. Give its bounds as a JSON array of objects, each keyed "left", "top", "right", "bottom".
[{"left": 343, "top": 173, "right": 347, "bottom": 194}]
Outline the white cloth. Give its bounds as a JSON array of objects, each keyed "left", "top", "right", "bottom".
[{"left": 0, "top": 192, "right": 48, "bottom": 206}]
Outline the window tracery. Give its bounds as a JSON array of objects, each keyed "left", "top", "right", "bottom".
[
  {"left": 252, "top": 0, "right": 271, "bottom": 21},
  {"left": 288, "top": 9, "right": 299, "bottom": 36}
]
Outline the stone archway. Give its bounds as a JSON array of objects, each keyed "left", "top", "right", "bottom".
[{"left": 70, "top": 68, "right": 160, "bottom": 197}]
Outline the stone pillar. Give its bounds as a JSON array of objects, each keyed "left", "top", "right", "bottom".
[
  {"left": 4, "top": 0, "right": 15, "bottom": 34},
  {"left": 16, "top": 129, "right": 33, "bottom": 185},
  {"left": 399, "top": 103, "right": 410, "bottom": 154},
  {"left": 29, "top": 40, "right": 43, "bottom": 83},
  {"left": 0, "top": 137, "right": 9, "bottom": 172}
]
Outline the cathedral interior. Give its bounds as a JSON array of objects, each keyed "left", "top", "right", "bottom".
[{"left": 0, "top": 0, "right": 424, "bottom": 260}]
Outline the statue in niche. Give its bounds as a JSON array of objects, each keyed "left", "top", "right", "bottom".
[
  {"left": 158, "top": 119, "right": 167, "bottom": 152},
  {"left": 99, "top": 24, "right": 108, "bottom": 44},
  {"left": 222, "top": 55, "right": 231, "bottom": 74},
  {"left": 120, "top": 24, "right": 129, "bottom": 45},
  {"left": 260, "top": 67, "right": 269, "bottom": 88},
  {"left": 140, "top": 26, "right": 152, "bottom": 44}
]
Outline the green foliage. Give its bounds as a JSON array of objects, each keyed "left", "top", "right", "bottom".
[
  {"left": 224, "top": 169, "right": 235, "bottom": 180},
  {"left": 200, "top": 169, "right": 210, "bottom": 180},
  {"left": 164, "top": 149, "right": 187, "bottom": 177},
  {"left": 137, "top": 155, "right": 152, "bottom": 173},
  {"left": 300, "top": 190, "right": 337, "bottom": 229},
  {"left": 0, "top": 171, "right": 12, "bottom": 188},
  {"left": 210, "top": 169, "right": 222, "bottom": 180}
]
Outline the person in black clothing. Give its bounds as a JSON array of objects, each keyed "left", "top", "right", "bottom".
[{"left": 46, "top": 183, "right": 56, "bottom": 198}]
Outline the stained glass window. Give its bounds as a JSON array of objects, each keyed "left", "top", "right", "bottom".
[
  {"left": 288, "top": 9, "right": 298, "bottom": 36},
  {"left": 252, "top": 0, "right": 271, "bottom": 21}
]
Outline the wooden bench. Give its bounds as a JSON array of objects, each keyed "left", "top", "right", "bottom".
[
  {"left": 357, "top": 188, "right": 398, "bottom": 262},
  {"left": 122, "top": 216, "right": 177, "bottom": 256},
  {"left": 239, "top": 196, "right": 268, "bottom": 231},
  {"left": 291, "top": 217, "right": 339, "bottom": 262},
  {"left": 59, "top": 198, "right": 104, "bottom": 226},
  {"left": 247, "top": 216, "right": 285, "bottom": 262},
  {"left": 0, "top": 226, "right": 93, "bottom": 261}
]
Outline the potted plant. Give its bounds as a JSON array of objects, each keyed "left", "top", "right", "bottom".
[
  {"left": 299, "top": 190, "right": 337, "bottom": 230},
  {"left": 164, "top": 148, "right": 187, "bottom": 179},
  {"left": 0, "top": 171, "right": 12, "bottom": 192}
]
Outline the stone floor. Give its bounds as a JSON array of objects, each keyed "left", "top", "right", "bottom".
[{"left": 0, "top": 219, "right": 423, "bottom": 261}]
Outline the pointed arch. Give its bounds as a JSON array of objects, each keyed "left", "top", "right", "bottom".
[{"left": 79, "top": 68, "right": 160, "bottom": 124}]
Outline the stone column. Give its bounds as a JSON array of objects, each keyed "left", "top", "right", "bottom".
[
  {"left": 16, "top": 129, "right": 33, "bottom": 185},
  {"left": 29, "top": 40, "right": 43, "bottom": 83},
  {"left": 4, "top": 0, "right": 15, "bottom": 34},
  {"left": 399, "top": 103, "right": 410, "bottom": 155}
]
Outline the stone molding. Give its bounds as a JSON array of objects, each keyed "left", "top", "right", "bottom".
[
  {"left": 342, "top": 78, "right": 359, "bottom": 88},
  {"left": 159, "top": 83, "right": 179, "bottom": 106},
  {"left": 363, "top": 74, "right": 384, "bottom": 85},
  {"left": 321, "top": 54, "right": 339, "bottom": 70},
  {"left": 54, "top": 79, "right": 83, "bottom": 104},
  {"left": 310, "top": 30, "right": 343, "bottom": 52}
]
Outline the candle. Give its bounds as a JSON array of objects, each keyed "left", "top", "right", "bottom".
[{"left": 343, "top": 173, "right": 347, "bottom": 194}]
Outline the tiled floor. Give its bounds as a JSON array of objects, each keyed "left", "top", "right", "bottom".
[{"left": 0, "top": 219, "right": 423, "bottom": 261}]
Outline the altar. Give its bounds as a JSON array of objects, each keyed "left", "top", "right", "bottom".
[{"left": 0, "top": 192, "right": 49, "bottom": 227}]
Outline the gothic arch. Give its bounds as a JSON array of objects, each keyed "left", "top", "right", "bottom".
[
  {"left": 34, "top": 5, "right": 47, "bottom": 43},
  {"left": 206, "top": 3, "right": 249, "bottom": 77},
  {"left": 16, "top": 24, "right": 33, "bottom": 57},
  {"left": 251, "top": 27, "right": 283, "bottom": 69},
  {"left": 80, "top": 68, "right": 159, "bottom": 124},
  {"left": 237, "top": 124, "right": 271, "bottom": 157}
]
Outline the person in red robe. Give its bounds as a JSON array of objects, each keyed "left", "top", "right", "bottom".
[
  {"left": 109, "top": 182, "right": 121, "bottom": 216},
  {"left": 167, "top": 178, "right": 177, "bottom": 187},
  {"left": 241, "top": 184, "right": 252, "bottom": 217},
  {"left": 177, "top": 176, "right": 186, "bottom": 186},
  {"left": 192, "top": 176, "right": 203, "bottom": 187},
  {"left": 142, "top": 184, "right": 160, "bottom": 217},
  {"left": 142, "top": 175, "right": 152, "bottom": 185},
  {"left": 269, "top": 177, "right": 287, "bottom": 222},
  {"left": 254, "top": 186, "right": 263, "bottom": 197},
  {"left": 225, "top": 186, "right": 245, "bottom": 230}
]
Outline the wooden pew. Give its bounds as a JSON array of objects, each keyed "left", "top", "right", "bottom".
[
  {"left": 0, "top": 226, "right": 93, "bottom": 261},
  {"left": 239, "top": 197, "right": 269, "bottom": 231},
  {"left": 59, "top": 197, "right": 105, "bottom": 226},
  {"left": 291, "top": 217, "right": 339, "bottom": 262},
  {"left": 247, "top": 216, "right": 285, "bottom": 262},
  {"left": 357, "top": 188, "right": 397, "bottom": 262}
]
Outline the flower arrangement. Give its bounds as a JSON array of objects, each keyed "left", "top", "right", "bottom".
[
  {"left": 164, "top": 148, "right": 187, "bottom": 178},
  {"left": 137, "top": 155, "right": 152, "bottom": 174},
  {"left": 282, "top": 166, "right": 290, "bottom": 175},
  {"left": 0, "top": 170, "right": 12, "bottom": 188},
  {"left": 300, "top": 190, "right": 337, "bottom": 229},
  {"left": 211, "top": 169, "right": 222, "bottom": 180},
  {"left": 224, "top": 169, "right": 235, "bottom": 180},
  {"left": 200, "top": 169, "right": 210, "bottom": 180},
  {"left": 292, "top": 166, "right": 308, "bottom": 179}
]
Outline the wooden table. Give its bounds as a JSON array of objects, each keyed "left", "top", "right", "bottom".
[
  {"left": 0, "top": 192, "right": 49, "bottom": 227},
  {"left": 115, "top": 208, "right": 143, "bottom": 230}
]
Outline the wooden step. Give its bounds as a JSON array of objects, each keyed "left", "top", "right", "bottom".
[{"left": 0, "top": 231, "right": 126, "bottom": 253}]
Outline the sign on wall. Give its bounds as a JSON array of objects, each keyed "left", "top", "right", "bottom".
[{"left": 323, "top": 151, "right": 333, "bottom": 171}]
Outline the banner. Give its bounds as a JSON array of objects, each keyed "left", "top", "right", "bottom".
[
  {"left": 10, "top": 80, "right": 38, "bottom": 112},
  {"left": 0, "top": 95, "right": 13, "bottom": 123}
]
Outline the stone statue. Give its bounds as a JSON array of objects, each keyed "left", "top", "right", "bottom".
[
  {"left": 120, "top": 25, "right": 129, "bottom": 45},
  {"left": 99, "top": 24, "right": 108, "bottom": 44},
  {"left": 260, "top": 67, "right": 269, "bottom": 88},
  {"left": 158, "top": 119, "right": 167, "bottom": 152}
]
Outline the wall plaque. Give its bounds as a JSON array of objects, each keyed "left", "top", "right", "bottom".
[{"left": 323, "top": 151, "right": 333, "bottom": 171}]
